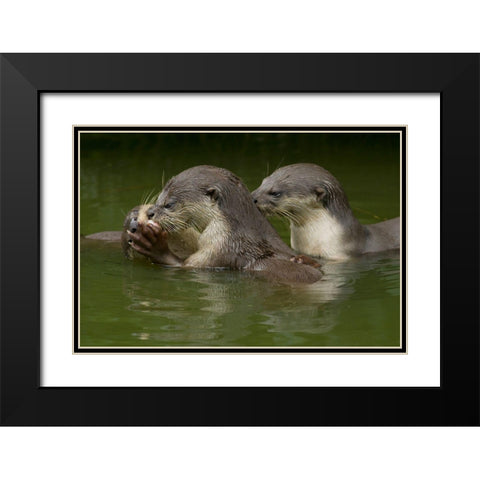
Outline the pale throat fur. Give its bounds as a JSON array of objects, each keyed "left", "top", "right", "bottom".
[
  {"left": 289, "top": 207, "right": 360, "bottom": 261},
  {"left": 182, "top": 204, "right": 230, "bottom": 268}
]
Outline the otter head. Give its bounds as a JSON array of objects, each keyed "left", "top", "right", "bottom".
[
  {"left": 150, "top": 165, "right": 250, "bottom": 233},
  {"left": 252, "top": 163, "right": 350, "bottom": 225},
  {"left": 121, "top": 204, "right": 154, "bottom": 259}
]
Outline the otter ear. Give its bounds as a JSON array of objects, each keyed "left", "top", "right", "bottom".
[
  {"left": 314, "top": 186, "right": 327, "bottom": 203},
  {"left": 206, "top": 187, "right": 220, "bottom": 203}
]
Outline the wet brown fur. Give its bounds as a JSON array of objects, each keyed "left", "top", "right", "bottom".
[{"left": 150, "top": 165, "right": 322, "bottom": 284}]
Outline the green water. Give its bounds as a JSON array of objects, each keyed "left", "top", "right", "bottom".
[{"left": 79, "top": 132, "right": 401, "bottom": 348}]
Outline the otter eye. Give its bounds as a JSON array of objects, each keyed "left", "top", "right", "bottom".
[
  {"left": 270, "top": 191, "right": 282, "bottom": 198},
  {"left": 164, "top": 202, "right": 174, "bottom": 210}
]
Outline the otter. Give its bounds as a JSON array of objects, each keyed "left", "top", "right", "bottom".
[
  {"left": 251, "top": 163, "right": 400, "bottom": 260},
  {"left": 84, "top": 204, "right": 199, "bottom": 263},
  {"left": 127, "top": 165, "right": 323, "bottom": 284}
]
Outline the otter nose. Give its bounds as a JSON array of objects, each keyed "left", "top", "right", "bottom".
[{"left": 129, "top": 218, "right": 138, "bottom": 233}]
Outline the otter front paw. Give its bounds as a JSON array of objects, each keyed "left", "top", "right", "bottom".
[
  {"left": 290, "top": 254, "right": 321, "bottom": 269},
  {"left": 127, "top": 221, "right": 171, "bottom": 264}
]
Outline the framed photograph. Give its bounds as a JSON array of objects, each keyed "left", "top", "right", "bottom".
[{"left": 1, "top": 54, "right": 478, "bottom": 425}]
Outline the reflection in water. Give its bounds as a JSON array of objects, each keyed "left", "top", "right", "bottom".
[{"left": 83, "top": 241, "right": 400, "bottom": 347}]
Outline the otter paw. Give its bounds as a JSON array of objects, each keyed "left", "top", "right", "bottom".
[
  {"left": 127, "top": 222, "right": 174, "bottom": 264},
  {"left": 290, "top": 254, "right": 321, "bottom": 268},
  {"left": 142, "top": 220, "right": 168, "bottom": 247}
]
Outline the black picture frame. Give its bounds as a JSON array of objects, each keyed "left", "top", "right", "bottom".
[{"left": 1, "top": 53, "right": 478, "bottom": 426}]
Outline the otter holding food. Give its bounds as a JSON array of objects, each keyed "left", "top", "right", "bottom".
[
  {"left": 251, "top": 163, "right": 400, "bottom": 260},
  {"left": 84, "top": 204, "right": 199, "bottom": 264},
  {"left": 127, "top": 165, "right": 323, "bottom": 284},
  {"left": 120, "top": 204, "right": 154, "bottom": 259},
  {"left": 121, "top": 204, "right": 200, "bottom": 262},
  {"left": 83, "top": 205, "right": 154, "bottom": 252}
]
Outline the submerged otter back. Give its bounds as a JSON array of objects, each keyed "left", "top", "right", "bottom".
[
  {"left": 364, "top": 217, "right": 400, "bottom": 252},
  {"left": 85, "top": 231, "right": 123, "bottom": 242},
  {"left": 254, "top": 258, "right": 322, "bottom": 284}
]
